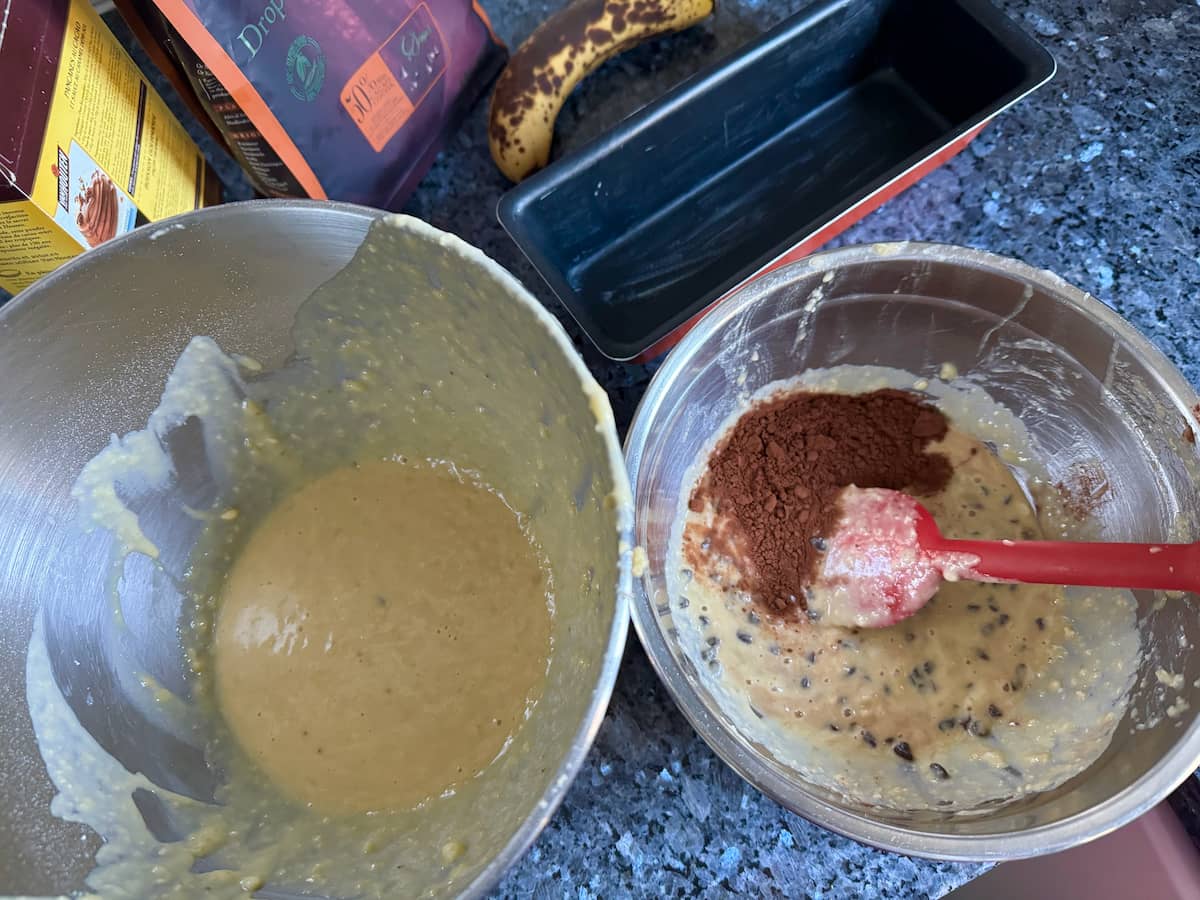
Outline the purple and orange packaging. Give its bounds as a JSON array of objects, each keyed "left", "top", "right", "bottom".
[{"left": 116, "top": 0, "right": 506, "bottom": 208}]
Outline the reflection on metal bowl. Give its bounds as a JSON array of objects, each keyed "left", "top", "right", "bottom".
[{"left": 0, "top": 200, "right": 632, "bottom": 897}]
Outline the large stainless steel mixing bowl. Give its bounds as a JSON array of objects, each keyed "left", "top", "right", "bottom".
[
  {"left": 625, "top": 243, "right": 1200, "bottom": 860},
  {"left": 0, "top": 201, "right": 633, "bottom": 896}
]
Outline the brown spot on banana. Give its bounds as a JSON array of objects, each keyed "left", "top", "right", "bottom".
[{"left": 488, "top": 0, "right": 715, "bottom": 182}]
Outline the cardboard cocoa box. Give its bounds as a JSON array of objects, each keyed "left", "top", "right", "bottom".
[{"left": 0, "top": 0, "right": 220, "bottom": 295}]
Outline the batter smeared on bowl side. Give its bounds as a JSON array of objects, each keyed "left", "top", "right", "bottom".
[{"left": 27, "top": 215, "right": 629, "bottom": 898}]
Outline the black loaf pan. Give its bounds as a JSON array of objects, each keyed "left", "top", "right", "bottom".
[{"left": 499, "top": 0, "right": 1055, "bottom": 362}]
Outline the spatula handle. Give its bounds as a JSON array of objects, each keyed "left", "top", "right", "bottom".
[{"left": 937, "top": 536, "right": 1200, "bottom": 593}]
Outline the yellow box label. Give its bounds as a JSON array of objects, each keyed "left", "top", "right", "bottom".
[
  {"left": 28, "top": 0, "right": 207, "bottom": 246},
  {"left": 0, "top": 201, "right": 83, "bottom": 295}
]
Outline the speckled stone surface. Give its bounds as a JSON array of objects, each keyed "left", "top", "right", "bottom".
[
  {"left": 468, "top": 3, "right": 1199, "bottom": 896},
  {"left": 79, "top": 1, "right": 1200, "bottom": 897}
]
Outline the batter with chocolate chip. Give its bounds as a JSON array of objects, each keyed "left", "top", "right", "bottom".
[{"left": 670, "top": 369, "right": 1139, "bottom": 811}]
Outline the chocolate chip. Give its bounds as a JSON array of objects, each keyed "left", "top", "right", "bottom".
[
  {"left": 1035, "top": 617, "right": 1045, "bottom": 631},
  {"left": 923, "top": 660, "right": 935, "bottom": 674},
  {"left": 736, "top": 630, "right": 753, "bottom": 644},
  {"left": 1011, "top": 663, "right": 1027, "bottom": 691},
  {"left": 844, "top": 666, "right": 857, "bottom": 677},
  {"left": 988, "top": 704, "right": 1003, "bottom": 718},
  {"left": 747, "top": 611, "right": 761, "bottom": 626},
  {"left": 861, "top": 730, "right": 877, "bottom": 748},
  {"left": 997, "top": 613, "right": 1010, "bottom": 626},
  {"left": 800, "top": 677, "right": 811, "bottom": 689},
  {"left": 810, "top": 536, "right": 828, "bottom": 552},
  {"left": 1003, "top": 765, "right": 1023, "bottom": 778},
  {"left": 968, "top": 719, "right": 991, "bottom": 738},
  {"left": 893, "top": 742, "right": 914, "bottom": 761},
  {"left": 966, "top": 604, "right": 981, "bottom": 612},
  {"left": 929, "top": 763, "right": 950, "bottom": 780},
  {"left": 938, "top": 718, "right": 958, "bottom": 732}
]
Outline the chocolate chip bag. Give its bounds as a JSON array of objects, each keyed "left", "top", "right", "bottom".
[{"left": 116, "top": 0, "right": 505, "bottom": 208}]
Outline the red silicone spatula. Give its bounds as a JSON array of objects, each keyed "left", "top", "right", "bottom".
[{"left": 812, "top": 486, "right": 1200, "bottom": 629}]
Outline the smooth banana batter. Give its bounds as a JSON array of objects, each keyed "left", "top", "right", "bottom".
[
  {"left": 671, "top": 373, "right": 1140, "bottom": 811},
  {"left": 214, "top": 460, "right": 552, "bottom": 815}
]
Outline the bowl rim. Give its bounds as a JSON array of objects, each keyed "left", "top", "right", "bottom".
[{"left": 623, "top": 240, "right": 1200, "bottom": 861}]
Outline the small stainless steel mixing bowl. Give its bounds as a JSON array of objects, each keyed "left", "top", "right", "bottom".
[
  {"left": 624, "top": 243, "right": 1200, "bottom": 860},
  {"left": 0, "top": 201, "right": 632, "bottom": 896}
]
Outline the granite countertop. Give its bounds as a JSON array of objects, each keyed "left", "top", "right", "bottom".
[{"left": 103, "top": 0, "right": 1199, "bottom": 897}]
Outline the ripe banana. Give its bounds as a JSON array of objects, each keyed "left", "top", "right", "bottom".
[{"left": 488, "top": 0, "right": 715, "bottom": 183}]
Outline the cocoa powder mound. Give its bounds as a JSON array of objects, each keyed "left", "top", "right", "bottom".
[{"left": 690, "top": 389, "right": 953, "bottom": 620}]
